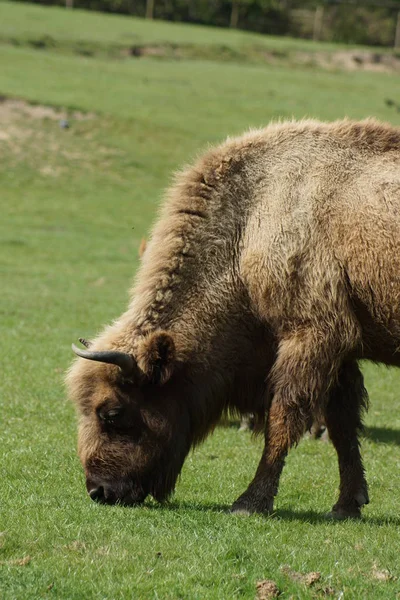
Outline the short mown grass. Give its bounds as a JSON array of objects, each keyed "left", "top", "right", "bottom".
[{"left": 1, "top": 3, "right": 400, "bottom": 599}]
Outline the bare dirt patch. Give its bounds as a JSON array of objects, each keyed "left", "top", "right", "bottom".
[
  {"left": 0, "top": 96, "right": 94, "bottom": 121},
  {"left": 300, "top": 50, "right": 400, "bottom": 73},
  {"left": 0, "top": 97, "right": 92, "bottom": 161},
  {"left": 0, "top": 96, "right": 104, "bottom": 177},
  {"left": 370, "top": 562, "right": 397, "bottom": 582},
  {"left": 126, "top": 43, "right": 400, "bottom": 73},
  {"left": 261, "top": 48, "right": 400, "bottom": 73}
]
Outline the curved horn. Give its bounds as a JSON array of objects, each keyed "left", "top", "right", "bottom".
[{"left": 71, "top": 341, "right": 134, "bottom": 375}]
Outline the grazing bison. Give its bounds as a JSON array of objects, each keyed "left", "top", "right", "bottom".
[{"left": 67, "top": 119, "right": 400, "bottom": 518}]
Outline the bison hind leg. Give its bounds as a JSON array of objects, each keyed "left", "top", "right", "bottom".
[
  {"left": 325, "top": 361, "right": 369, "bottom": 519},
  {"left": 231, "top": 316, "right": 362, "bottom": 516}
]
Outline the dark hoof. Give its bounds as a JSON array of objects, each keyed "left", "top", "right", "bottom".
[
  {"left": 329, "top": 504, "right": 362, "bottom": 520},
  {"left": 231, "top": 496, "right": 274, "bottom": 516},
  {"left": 329, "top": 487, "right": 369, "bottom": 519}
]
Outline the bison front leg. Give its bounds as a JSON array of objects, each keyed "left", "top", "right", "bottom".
[
  {"left": 325, "top": 361, "right": 369, "bottom": 519},
  {"left": 232, "top": 329, "right": 336, "bottom": 515},
  {"left": 231, "top": 395, "right": 310, "bottom": 515}
]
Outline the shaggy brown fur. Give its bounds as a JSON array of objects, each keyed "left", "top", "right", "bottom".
[{"left": 67, "top": 118, "right": 400, "bottom": 517}]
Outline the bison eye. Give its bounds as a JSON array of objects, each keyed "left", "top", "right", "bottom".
[{"left": 97, "top": 406, "right": 122, "bottom": 425}]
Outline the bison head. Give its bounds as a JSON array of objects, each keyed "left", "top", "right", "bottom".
[{"left": 67, "top": 331, "right": 191, "bottom": 506}]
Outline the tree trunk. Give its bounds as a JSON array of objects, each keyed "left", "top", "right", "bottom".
[
  {"left": 313, "top": 5, "right": 324, "bottom": 41},
  {"left": 188, "top": 0, "right": 195, "bottom": 21},
  {"left": 230, "top": 1, "right": 240, "bottom": 29},
  {"left": 146, "top": 0, "right": 155, "bottom": 20},
  {"left": 395, "top": 11, "right": 400, "bottom": 48}
]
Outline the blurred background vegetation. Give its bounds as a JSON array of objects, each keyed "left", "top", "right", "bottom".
[{"left": 9, "top": 0, "right": 400, "bottom": 47}]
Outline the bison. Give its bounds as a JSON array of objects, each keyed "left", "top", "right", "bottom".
[{"left": 67, "top": 119, "right": 400, "bottom": 518}]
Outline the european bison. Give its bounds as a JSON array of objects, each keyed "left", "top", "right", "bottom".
[{"left": 67, "top": 119, "right": 400, "bottom": 518}]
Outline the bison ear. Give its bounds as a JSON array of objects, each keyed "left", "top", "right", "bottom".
[{"left": 136, "top": 331, "right": 176, "bottom": 385}]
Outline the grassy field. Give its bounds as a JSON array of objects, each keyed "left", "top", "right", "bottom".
[
  {"left": 0, "top": 0, "right": 383, "bottom": 60},
  {"left": 1, "top": 3, "right": 400, "bottom": 599}
]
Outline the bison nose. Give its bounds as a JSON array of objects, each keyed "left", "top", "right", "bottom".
[{"left": 88, "top": 485, "right": 105, "bottom": 503}]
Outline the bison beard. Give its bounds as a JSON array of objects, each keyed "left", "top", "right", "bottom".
[{"left": 67, "top": 119, "right": 400, "bottom": 518}]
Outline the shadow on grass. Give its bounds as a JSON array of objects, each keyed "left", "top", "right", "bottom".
[
  {"left": 149, "top": 499, "right": 230, "bottom": 513},
  {"left": 274, "top": 508, "right": 400, "bottom": 527},
  {"left": 364, "top": 426, "right": 400, "bottom": 445},
  {"left": 218, "top": 423, "right": 400, "bottom": 444},
  {"left": 147, "top": 501, "right": 400, "bottom": 526}
]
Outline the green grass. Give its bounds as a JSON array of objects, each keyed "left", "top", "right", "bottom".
[{"left": 1, "top": 3, "right": 400, "bottom": 599}]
